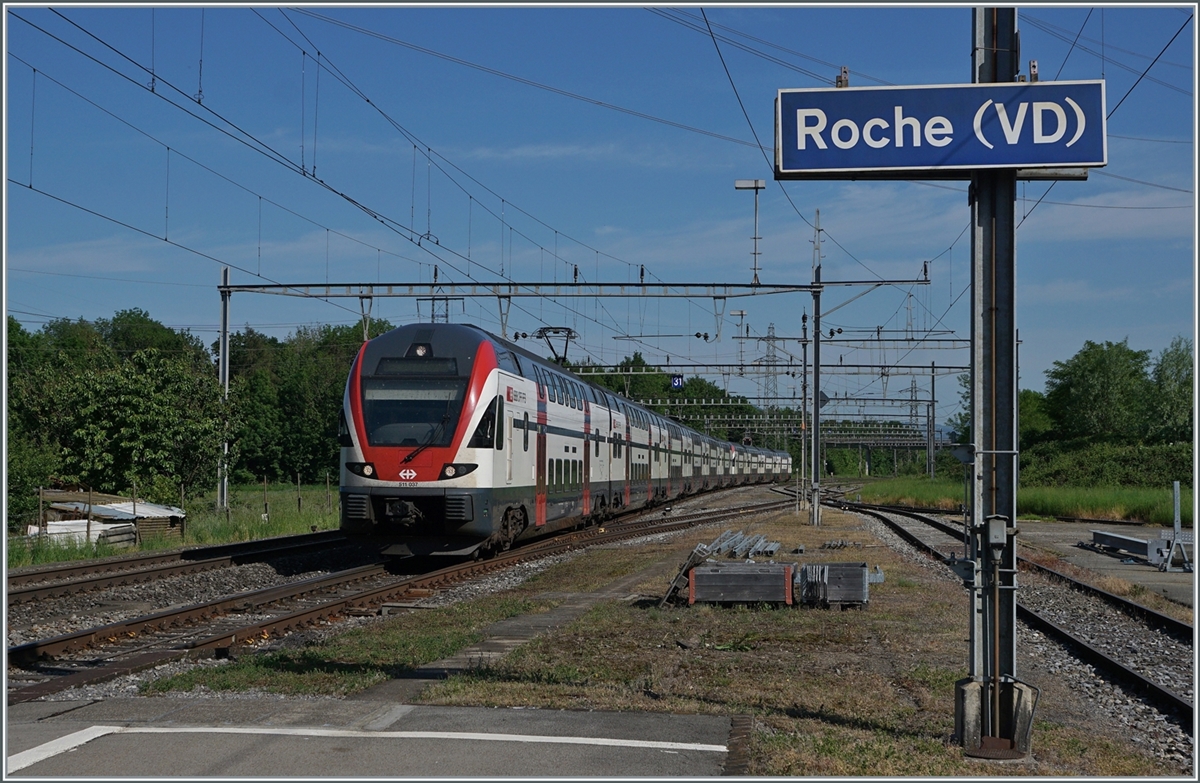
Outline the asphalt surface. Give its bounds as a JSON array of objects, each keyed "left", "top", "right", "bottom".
[
  {"left": 1015, "top": 519, "right": 1195, "bottom": 606},
  {"left": 6, "top": 699, "right": 733, "bottom": 777}
]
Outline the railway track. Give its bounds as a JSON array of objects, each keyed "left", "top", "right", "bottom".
[
  {"left": 7, "top": 490, "right": 792, "bottom": 705},
  {"left": 837, "top": 500, "right": 1194, "bottom": 732},
  {"left": 6, "top": 530, "right": 351, "bottom": 605}
]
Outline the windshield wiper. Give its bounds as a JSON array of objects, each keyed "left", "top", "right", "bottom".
[{"left": 403, "top": 413, "right": 449, "bottom": 464}]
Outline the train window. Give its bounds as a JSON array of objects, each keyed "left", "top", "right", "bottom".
[
  {"left": 571, "top": 460, "right": 578, "bottom": 489},
  {"left": 595, "top": 432, "right": 600, "bottom": 457},
  {"left": 496, "top": 350, "right": 518, "bottom": 374},
  {"left": 374, "top": 357, "right": 458, "bottom": 376},
  {"left": 363, "top": 377, "right": 466, "bottom": 447},
  {"left": 468, "top": 396, "right": 498, "bottom": 448},
  {"left": 523, "top": 412, "right": 529, "bottom": 452}
]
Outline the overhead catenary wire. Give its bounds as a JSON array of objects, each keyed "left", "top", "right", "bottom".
[
  {"left": 650, "top": 7, "right": 895, "bottom": 86},
  {"left": 13, "top": 12, "right": 614, "bottom": 362},
  {"left": 267, "top": 7, "right": 705, "bottom": 350},
  {"left": 698, "top": 8, "right": 904, "bottom": 285},
  {"left": 1023, "top": 12, "right": 1191, "bottom": 94},
  {"left": 1052, "top": 8, "right": 1093, "bottom": 81},
  {"left": 5, "top": 52, "right": 431, "bottom": 276},
  {"left": 8, "top": 177, "right": 365, "bottom": 322},
  {"left": 289, "top": 7, "right": 763, "bottom": 151},
  {"left": 13, "top": 9, "right": 1182, "bottom": 395},
  {"left": 1017, "top": 13, "right": 1194, "bottom": 229}
]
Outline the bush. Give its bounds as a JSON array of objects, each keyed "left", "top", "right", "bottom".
[{"left": 1019, "top": 440, "right": 1192, "bottom": 489}]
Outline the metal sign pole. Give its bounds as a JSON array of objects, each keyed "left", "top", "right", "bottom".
[
  {"left": 956, "top": 7, "right": 1034, "bottom": 760},
  {"left": 218, "top": 266, "right": 230, "bottom": 511},
  {"left": 810, "top": 216, "right": 823, "bottom": 527}
]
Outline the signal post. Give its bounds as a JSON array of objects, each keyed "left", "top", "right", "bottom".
[{"left": 774, "top": 6, "right": 1106, "bottom": 759}]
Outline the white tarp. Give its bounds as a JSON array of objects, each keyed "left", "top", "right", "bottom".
[{"left": 25, "top": 520, "right": 136, "bottom": 545}]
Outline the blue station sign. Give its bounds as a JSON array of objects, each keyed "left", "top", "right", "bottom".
[{"left": 776, "top": 81, "right": 1106, "bottom": 177}]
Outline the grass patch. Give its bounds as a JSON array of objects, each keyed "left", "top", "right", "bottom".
[
  {"left": 1018, "top": 485, "right": 1192, "bottom": 525},
  {"left": 5, "top": 535, "right": 127, "bottom": 569},
  {"left": 7, "top": 483, "right": 341, "bottom": 569},
  {"left": 858, "top": 477, "right": 965, "bottom": 510},
  {"left": 142, "top": 596, "right": 542, "bottom": 697},
  {"left": 861, "top": 478, "right": 1192, "bottom": 526}
]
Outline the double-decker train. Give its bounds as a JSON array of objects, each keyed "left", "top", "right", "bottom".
[{"left": 339, "top": 323, "right": 791, "bottom": 557}]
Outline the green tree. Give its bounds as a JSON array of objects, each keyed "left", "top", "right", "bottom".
[
  {"left": 55, "top": 349, "right": 229, "bottom": 501},
  {"left": 221, "top": 320, "right": 393, "bottom": 484},
  {"left": 1044, "top": 339, "right": 1152, "bottom": 442},
  {"left": 1148, "top": 335, "right": 1193, "bottom": 444},
  {"left": 96, "top": 307, "right": 208, "bottom": 361},
  {"left": 6, "top": 318, "right": 64, "bottom": 529},
  {"left": 946, "top": 372, "right": 971, "bottom": 443},
  {"left": 229, "top": 369, "right": 284, "bottom": 483},
  {"left": 1018, "top": 388, "right": 1053, "bottom": 449}
]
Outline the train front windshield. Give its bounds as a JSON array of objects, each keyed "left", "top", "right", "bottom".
[{"left": 361, "top": 358, "right": 466, "bottom": 447}]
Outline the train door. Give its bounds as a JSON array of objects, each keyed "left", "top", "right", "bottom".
[
  {"left": 535, "top": 369, "right": 548, "bottom": 527},
  {"left": 582, "top": 389, "right": 591, "bottom": 516},
  {"left": 505, "top": 410, "right": 514, "bottom": 484},
  {"left": 597, "top": 394, "right": 611, "bottom": 509},
  {"left": 498, "top": 374, "right": 523, "bottom": 489},
  {"left": 628, "top": 415, "right": 638, "bottom": 506}
]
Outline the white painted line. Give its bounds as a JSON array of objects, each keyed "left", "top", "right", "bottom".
[
  {"left": 6, "top": 723, "right": 726, "bottom": 773},
  {"left": 125, "top": 725, "right": 728, "bottom": 752},
  {"left": 7, "top": 725, "right": 124, "bottom": 773}
]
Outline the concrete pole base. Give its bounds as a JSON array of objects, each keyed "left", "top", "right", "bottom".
[{"left": 955, "top": 678, "right": 1039, "bottom": 760}]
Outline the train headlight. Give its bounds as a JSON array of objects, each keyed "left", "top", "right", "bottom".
[
  {"left": 347, "top": 462, "right": 377, "bottom": 478},
  {"left": 439, "top": 463, "right": 477, "bottom": 480}
]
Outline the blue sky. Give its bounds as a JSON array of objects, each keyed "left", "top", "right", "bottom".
[{"left": 4, "top": 4, "right": 1195, "bottom": 428}]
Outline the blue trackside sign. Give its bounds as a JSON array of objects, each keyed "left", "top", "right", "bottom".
[{"left": 776, "top": 81, "right": 1106, "bottom": 176}]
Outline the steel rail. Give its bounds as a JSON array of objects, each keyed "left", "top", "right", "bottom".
[
  {"left": 841, "top": 501, "right": 1194, "bottom": 731},
  {"left": 844, "top": 501, "right": 1194, "bottom": 644},
  {"left": 1015, "top": 603, "right": 1193, "bottom": 728},
  {"left": 7, "top": 530, "right": 348, "bottom": 591},
  {"left": 7, "top": 563, "right": 388, "bottom": 665},
  {"left": 184, "top": 495, "right": 798, "bottom": 651},
  {"left": 8, "top": 491, "right": 793, "bottom": 704}
]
